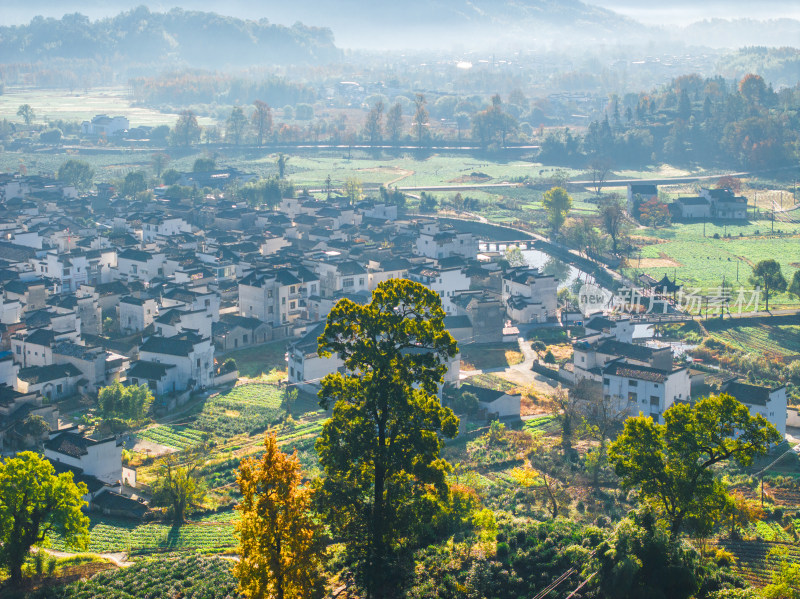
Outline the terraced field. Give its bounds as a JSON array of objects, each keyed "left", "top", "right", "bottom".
[
  {"left": 707, "top": 323, "right": 800, "bottom": 358},
  {"left": 716, "top": 539, "right": 800, "bottom": 587},
  {"left": 48, "top": 513, "right": 237, "bottom": 555}
]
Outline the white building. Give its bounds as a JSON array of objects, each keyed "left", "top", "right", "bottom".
[
  {"left": 81, "top": 115, "right": 129, "bottom": 137},
  {"left": 44, "top": 429, "right": 122, "bottom": 485},
  {"left": 119, "top": 296, "right": 158, "bottom": 334},
  {"left": 502, "top": 267, "right": 558, "bottom": 323},
  {"left": 415, "top": 222, "right": 478, "bottom": 260},
  {"left": 723, "top": 381, "right": 787, "bottom": 438},
  {"left": 602, "top": 360, "right": 690, "bottom": 423},
  {"left": 407, "top": 264, "right": 471, "bottom": 315},
  {"left": 138, "top": 332, "right": 215, "bottom": 391},
  {"left": 116, "top": 249, "right": 165, "bottom": 283}
]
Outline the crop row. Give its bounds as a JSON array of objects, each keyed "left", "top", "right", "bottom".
[
  {"left": 27, "top": 555, "right": 241, "bottom": 598},
  {"left": 49, "top": 516, "right": 236, "bottom": 554},
  {"left": 139, "top": 425, "right": 206, "bottom": 450},
  {"left": 193, "top": 384, "right": 284, "bottom": 437}
]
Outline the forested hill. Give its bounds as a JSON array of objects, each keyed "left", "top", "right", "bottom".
[
  {"left": 0, "top": 7, "right": 341, "bottom": 67},
  {"left": 233, "top": 0, "right": 643, "bottom": 48}
]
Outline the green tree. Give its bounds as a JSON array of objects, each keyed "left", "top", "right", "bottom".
[
  {"left": 226, "top": 106, "right": 248, "bottom": 145},
  {"left": 608, "top": 393, "right": 781, "bottom": 539},
  {"left": 0, "top": 452, "right": 89, "bottom": 586},
  {"left": 419, "top": 191, "right": 437, "bottom": 212},
  {"left": 591, "top": 512, "right": 703, "bottom": 599},
  {"left": 412, "top": 93, "right": 430, "bottom": 147},
  {"left": 315, "top": 279, "right": 459, "bottom": 598},
  {"left": 235, "top": 433, "right": 326, "bottom": 599},
  {"left": 364, "top": 100, "right": 384, "bottom": 147},
  {"left": 600, "top": 199, "right": 626, "bottom": 254},
  {"left": 57, "top": 159, "right": 94, "bottom": 191},
  {"left": 542, "top": 186, "right": 573, "bottom": 238},
  {"left": 749, "top": 259, "right": 787, "bottom": 311},
  {"left": 788, "top": 270, "right": 800, "bottom": 299},
  {"left": 97, "top": 381, "right": 153, "bottom": 422},
  {"left": 17, "top": 104, "right": 34, "bottom": 125},
  {"left": 151, "top": 152, "right": 170, "bottom": 178},
  {"left": 151, "top": 454, "right": 206, "bottom": 522},
  {"left": 276, "top": 153, "right": 289, "bottom": 179},
  {"left": 170, "top": 110, "right": 201, "bottom": 147},
  {"left": 386, "top": 102, "right": 403, "bottom": 146},
  {"left": 343, "top": 177, "right": 363, "bottom": 204},
  {"left": 252, "top": 100, "right": 273, "bottom": 146},
  {"left": 193, "top": 157, "right": 216, "bottom": 172},
  {"left": 121, "top": 170, "right": 148, "bottom": 198}
]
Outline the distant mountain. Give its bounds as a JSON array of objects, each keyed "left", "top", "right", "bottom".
[
  {"left": 237, "top": 0, "right": 646, "bottom": 48},
  {"left": 0, "top": 1, "right": 648, "bottom": 51},
  {"left": 676, "top": 18, "right": 800, "bottom": 50},
  {"left": 0, "top": 6, "right": 341, "bottom": 67}
]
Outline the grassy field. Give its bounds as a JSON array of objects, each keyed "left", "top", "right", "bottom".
[{"left": 0, "top": 87, "right": 216, "bottom": 127}]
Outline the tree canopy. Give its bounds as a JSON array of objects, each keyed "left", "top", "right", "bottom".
[
  {"left": 57, "top": 159, "right": 94, "bottom": 191},
  {"left": 97, "top": 381, "right": 153, "bottom": 423},
  {"left": 542, "top": 186, "right": 573, "bottom": 238},
  {"left": 315, "top": 278, "right": 459, "bottom": 598},
  {"left": 0, "top": 452, "right": 89, "bottom": 585},
  {"left": 608, "top": 393, "right": 781, "bottom": 539},
  {"left": 235, "top": 432, "right": 326, "bottom": 599},
  {"left": 750, "top": 259, "right": 787, "bottom": 312}
]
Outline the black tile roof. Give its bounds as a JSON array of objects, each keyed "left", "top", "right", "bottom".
[{"left": 724, "top": 381, "right": 783, "bottom": 407}]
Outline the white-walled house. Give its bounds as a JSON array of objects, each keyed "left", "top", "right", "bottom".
[
  {"left": 17, "top": 363, "right": 83, "bottom": 401},
  {"left": 81, "top": 115, "right": 129, "bottom": 137},
  {"left": 44, "top": 429, "right": 122, "bottom": 485},
  {"left": 138, "top": 332, "right": 215, "bottom": 391},
  {"left": 287, "top": 323, "right": 343, "bottom": 391},
  {"left": 584, "top": 315, "right": 635, "bottom": 343},
  {"left": 602, "top": 360, "right": 690, "bottom": 423},
  {"left": 458, "top": 383, "right": 521, "bottom": 420},
  {"left": 119, "top": 296, "right": 158, "bottom": 334},
  {"left": 502, "top": 267, "right": 558, "bottom": 323},
  {"left": 407, "top": 265, "right": 471, "bottom": 315},
  {"left": 572, "top": 337, "right": 673, "bottom": 382},
  {"left": 415, "top": 222, "right": 478, "bottom": 260},
  {"left": 722, "top": 381, "right": 787, "bottom": 438},
  {"left": 116, "top": 249, "right": 165, "bottom": 283}
]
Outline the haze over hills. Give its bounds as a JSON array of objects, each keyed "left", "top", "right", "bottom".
[{"left": 1, "top": 0, "right": 799, "bottom": 51}]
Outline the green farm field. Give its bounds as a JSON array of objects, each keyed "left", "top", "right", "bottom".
[
  {"left": 0, "top": 86, "right": 216, "bottom": 127},
  {"left": 629, "top": 233, "right": 800, "bottom": 309},
  {"left": 706, "top": 323, "right": 800, "bottom": 358},
  {"left": 47, "top": 512, "right": 237, "bottom": 555}
]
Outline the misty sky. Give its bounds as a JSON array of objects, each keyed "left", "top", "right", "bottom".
[{"left": 2, "top": 0, "right": 800, "bottom": 27}]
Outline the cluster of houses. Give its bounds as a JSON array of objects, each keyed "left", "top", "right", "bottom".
[
  {"left": 0, "top": 168, "right": 788, "bottom": 519},
  {"left": 0, "top": 170, "right": 562, "bottom": 487},
  {"left": 627, "top": 183, "right": 748, "bottom": 221},
  {"left": 559, "top": 314, "right": 787, "bottom": 436}
]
